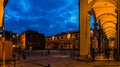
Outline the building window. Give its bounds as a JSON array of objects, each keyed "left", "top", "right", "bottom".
[
  {"left": 75, "top": 34, "right": 78, "bottom": 38},
  {"left": 57, "top": 37, "right": 59, "bottom": 40},
  {"left": 61, "top": 36, "right": 63, "bottom": 39},
  {"left": 67, "top": 33, "right": 71, "bottom": 39}
]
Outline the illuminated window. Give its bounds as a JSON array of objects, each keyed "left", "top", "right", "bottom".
[
  {"left": 12, "top": 35, "right": 15, "bottom": 38},
  {"left": 0, "top": 34, "right": 2, "bottom": 38},
  {"left": 67, "top": 33, "right": 71, "bottom": 39},
  {"left": 52, "top": 36, "right": 54, "bottom": 40}
]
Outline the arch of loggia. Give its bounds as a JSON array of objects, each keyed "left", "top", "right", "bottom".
[{"left": 79, "top": 0, "right": 120, "bottom": 61}]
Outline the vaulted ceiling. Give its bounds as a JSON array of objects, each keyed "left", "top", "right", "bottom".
[{"left": 88, "top": 0, "right": 117, "bottom": 39}]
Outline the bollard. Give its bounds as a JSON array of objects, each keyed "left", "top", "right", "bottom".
[
  {"left": 47, "top": 64, "right": 50, "bottom": 67},
  {"left": 45, "top": 64, "right": 50, "bottom": 67}
]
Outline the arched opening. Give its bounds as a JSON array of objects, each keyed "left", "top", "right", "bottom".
[
  {"left": 88, "top": 0, "right": 117, "bottom": 60},
  {"left": 79, "top": 0, "right": 119, "bottom": 61}
]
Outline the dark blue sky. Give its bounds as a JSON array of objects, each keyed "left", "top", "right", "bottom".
[{"left": 4, "top": 0, "right": 79, "bottom": 36}]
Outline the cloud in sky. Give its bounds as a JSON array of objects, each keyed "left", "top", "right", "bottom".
[{"left": 4, "top": 0, "right": 79, "bottom": 36}]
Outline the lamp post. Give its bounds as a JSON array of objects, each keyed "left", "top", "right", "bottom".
[{"left": 2, "top": 31, "right": 5, "bottom": 67}]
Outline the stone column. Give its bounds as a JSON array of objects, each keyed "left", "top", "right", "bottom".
[
  {"left": 79, "top": 0, "right": 90, "bottom": 61},
  {"left": 0, "top": 0, "right": 4, "bottom": 29},
  {"left": 117, "top": 0, "right": 120, "bottom": 60}
]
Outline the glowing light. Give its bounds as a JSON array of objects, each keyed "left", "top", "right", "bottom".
[
  {"left": 52, "top": 36, "right": 54, "bottom": 40},
  {"left": 67, "top": 33, "right": 71, "bottom": 39}
]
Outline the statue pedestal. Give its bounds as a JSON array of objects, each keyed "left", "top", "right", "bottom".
[{"left": 109, "top": 50, "right": 114, "bottom": 60}]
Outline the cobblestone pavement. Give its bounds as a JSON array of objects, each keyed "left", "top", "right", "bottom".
[
  {"left": 66, "top": 60, "right": 120, "bottom": 67},
  {"left": 15, "top": 55, "right": 73, "bottom": 67},
  {"left": 1, "top": 50, "right": 120, "bottom": 67},
  {"left": 12, "top": 56, "right": 120, "bottom": 67}
]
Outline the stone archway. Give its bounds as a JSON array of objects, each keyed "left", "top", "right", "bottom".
[{"left": 79, "top": 0, "right": 119, "bottom": 61}]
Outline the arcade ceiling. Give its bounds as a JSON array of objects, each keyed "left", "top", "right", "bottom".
[{"left": 88, "top": 0, "right": 117, "bottom": 39}]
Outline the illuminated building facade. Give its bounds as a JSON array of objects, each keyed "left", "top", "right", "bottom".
[
  {"left": 19, "top": 30, "right": 45, "bottom": 50},
  {"left": 45, "top": 30, "right": 79, "bottom": 50},
  {"left": 0, "top": 31, "right": 15, "bottom": 60},
  {"left": 0, "top": 31, "right": 18, "bottom": 47}
]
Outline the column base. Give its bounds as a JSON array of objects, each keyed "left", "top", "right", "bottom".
[{"left": 78, "top": 55, "right": 90, "bottom": 61}]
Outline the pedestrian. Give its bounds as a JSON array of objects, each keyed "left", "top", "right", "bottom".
[
  {"left": 17, "top": 52, "right": 20, "bottom": 60},
  {"left": 90, "top": 39, "right": 96, "bottom": 61},
  {"left": 114, "top": 47, "right": 118, "bottom": 61},
  {"left": 47, "top": 49, "right": 50, "bottom": 55},
  {"left": 91, "top": 47, "right": 95, "bottom": 61},
  {"left": 13, "top": 53, "right": 16, "bottom": 61},
  {"left": 23, "top": 52, "right": 26, "bottom": 59},
  {"left": 107, "top": 49, "right": 110, "bottom": 60}
]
